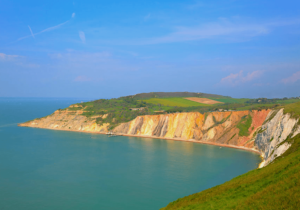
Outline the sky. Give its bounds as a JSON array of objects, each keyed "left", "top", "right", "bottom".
[{"left": 1, "top": 0, "right": 300, "bottom": 99}]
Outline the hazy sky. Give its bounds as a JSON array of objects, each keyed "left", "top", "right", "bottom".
[{"left": 1, "top": 0, "right": 300, "bottom": 99}]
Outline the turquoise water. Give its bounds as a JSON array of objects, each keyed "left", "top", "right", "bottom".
[{"left": 0, "top": 98, "right": 261, "bottom": 210}]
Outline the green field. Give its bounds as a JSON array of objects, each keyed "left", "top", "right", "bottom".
[
  {"left": 211, "top": 98, "right": 250, "bottom": 104},
  {"left": 276, "top": 99, "right": 300, "bottom": 104},
  {"left": 143, "top": 98, "right": 211, "bottom": 107}
]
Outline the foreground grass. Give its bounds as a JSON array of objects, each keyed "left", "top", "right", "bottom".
[
  {"left": 143, "top": 98, "right": 211, "bottom": 107},
  {"left": 161, "top": 133, "right": 300, "bottom": 210}
]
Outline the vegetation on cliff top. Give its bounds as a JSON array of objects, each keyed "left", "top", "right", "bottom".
[
  {"left": 161, "top": 134, "right": 300, "bottom": 210},
  {"left": 283, "top": 101, "right": 300, "bottom": 119},
  {"left": 79, "top": 98, "right": 156, "bottom": 129},
  {"left": 59, "top": 92, "right": 300, "bottom": 130},
  {"left": 142, "top": 98, "right": 211, "bottom": 107},
  {"left": 121, "top": 92, "right": 228, "bottom": 99}
]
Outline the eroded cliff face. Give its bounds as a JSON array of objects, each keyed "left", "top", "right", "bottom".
[
  {"left": 113, "top": 110, "right": 271, "bottom": 149},
  {"left": 254, "top": 109, "right": 300, "bottom": 167},
  {"left": 19, "top": 109, "right": 110, "bottom": 133},
  {"left": 20, "top": 108, "right": 270, "bottom": 149},
  {"left": 113, "top": 109, "right": 300, "bottom": 167},
  {"left": 19, "top": 106, "right": 300, "bottom": 167}
]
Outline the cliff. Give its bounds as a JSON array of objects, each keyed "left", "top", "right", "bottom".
[
  {"left": 19, "top": 106, "right": 300, "bottom": 167},
  {"left": 254, "top": 109, "right": 300, "bottom": 167},
  {"left": 113, "top": 110, "right": 270, "bottom": 150},
  {"left": 19, "top": 109, "right": 110, "bottom": 133},
  {"left": 161, "top": 106, "right": 300, "bottom": 210},
  {"left": 19, "top": 108, "right": 269, "bottom": 151}
]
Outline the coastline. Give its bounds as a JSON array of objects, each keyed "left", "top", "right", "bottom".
[
  {"left": 18, "top": 123, "right": 262, "bottom": 156},
  {"left": 120, "top": 133, "right": 262, "bottom": 155}
]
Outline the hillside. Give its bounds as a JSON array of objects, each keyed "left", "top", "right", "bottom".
[
  {"left": 161, "top": 134, "right": 300, "bottom": 210},
  {"left": 121, "top": 92, "right": 229, "bottom": 99},
  {"left": 161, "top": 102, "right": 300, "bottom": 210},
  {"left": 20, "top": 92, "right": 299, "bottom": 131}
]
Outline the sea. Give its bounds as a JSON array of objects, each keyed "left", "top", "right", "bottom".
[{"left": 0, "top": 98, "right": 261, "bottom": 210}]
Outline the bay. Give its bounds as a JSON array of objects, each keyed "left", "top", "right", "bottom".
[{"left": 0, "top": 98, "right": 260, "bottom": 210}]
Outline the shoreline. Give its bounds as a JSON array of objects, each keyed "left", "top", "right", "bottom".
[
  {"left": 18, "top": 124, "right": 262, "bottom": 156},
  {"left": 120, "top": 133, "right": 262, "bottom": 155}
]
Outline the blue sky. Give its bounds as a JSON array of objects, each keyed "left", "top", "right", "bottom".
[{"left": 1, "top": 0, "right": 300, "bottom": 99}]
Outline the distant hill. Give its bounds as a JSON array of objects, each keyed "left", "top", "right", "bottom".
[{"left": 120, "top": 92, "right": 230, "bottom": 99}]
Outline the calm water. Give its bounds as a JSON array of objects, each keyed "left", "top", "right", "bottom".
[{"left": 0, "top": 98, "right": 261, "bottom": 210}]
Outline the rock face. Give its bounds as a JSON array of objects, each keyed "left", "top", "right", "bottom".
[
  {"left": 254, "top": 109, "right": 300, "bottom": 167},
  {"left": 19, "top": 109, "right": 109, "bottom": 133},
  {"left": 113, "top": 110, "right": 270, "bottom": 149},
  {"left": 19, "top": 107, "right": 300, "bottom": 167}
]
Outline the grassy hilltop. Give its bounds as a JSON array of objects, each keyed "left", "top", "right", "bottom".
[{"left": 64, "top": 92, "right": 300, "bottom": 130}]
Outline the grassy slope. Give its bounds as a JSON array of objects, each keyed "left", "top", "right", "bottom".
[
  {"left": 212, "top": 98, "right": 249, "bottom": 104},
  {"left": 278, "top": 99, "right": 300, "bottom": 104},
  {"left": 127, "top": 92, "right": 227, "bottom": 99},
  {"left": 161, "top": 102, "right": 300, "bottom": 210},
  {"left": 236, "top": 115, "right": 252, "bottom": 136},
  {"left": 283, "top": 101, "right": 300, "bottom": 119},
  {"left": 236, "top": 104, "right": 276, "bottom": 111},
  {"left": 161, "top": 134, "right": 300, "bottom": 210},
  {"left": 143, "top": 98, "right": 211, "bottom": 107}
]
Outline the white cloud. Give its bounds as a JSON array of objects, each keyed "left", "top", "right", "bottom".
[
  {"left": 0, "top": 52, "right": 39, "bottom": 68},
  {"left": 145, "top": 18, "right": 300, "bottom": 44},
  {"left": 17, "top": 62, "right": 40, "bottom": 68},
  {"left": 79, "top": 31, "right": 86, "bottom": 44},
  {"left": 48, "top": 51, "right": 111, "bottom": 62},
  {"left": 16, "top": 20, "right": 69, "bottom": 43},
  {"left": 221, "top": 72, "right": 240, "bottom": 83},
  {"left": 14, "top": 14, "right": 75, "bottom": 43},
  {"left": 282, "top": 71, "right": 300, "bottom": 84},
  {"left": 16, "top": 20, "right": 69, "bottom": 42},
  {"left": 0, "top": 52, "right": 21, "bottom": 61},
  {"left": 74, "top": 75, "right": 91, "bottom": 82},
  {"left": 28, "top": 25, "right": 35, "bottom": 38},
  {"left": 37, "top": 20, "right": 69, "bottom": 34},
  {"left": 152, "top": 23, "right": 268, "bottom": 44},
  {"left": 220, "top": 70, "right": 263, "bottom": 86}
]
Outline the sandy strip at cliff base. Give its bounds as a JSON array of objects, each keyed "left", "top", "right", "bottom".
[
  {"left": 18, "top": 124, "right": 261, "bottom": 155},
  {"left": 120, "top": 133, "right": 261, "bottom": 155},
  {"left": 185, "top": 97, "right": 223, "bottom": 104}
]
